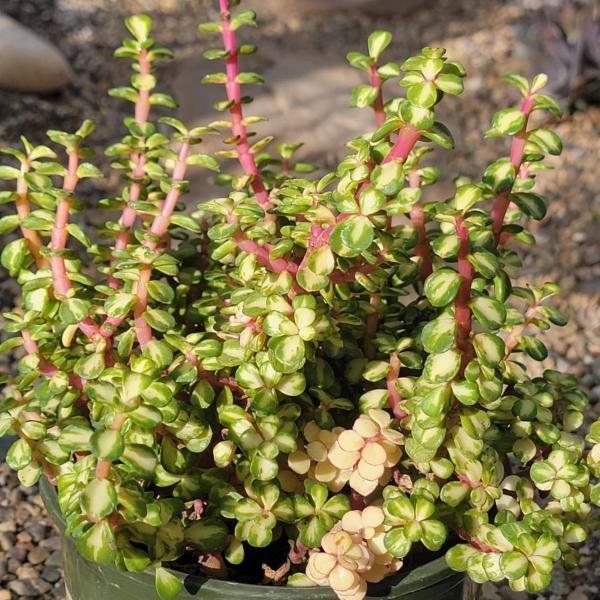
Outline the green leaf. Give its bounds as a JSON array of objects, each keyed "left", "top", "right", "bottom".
[
  {"left": 371, "top": 160, "right": 403, "bottom": 196},
  {"left": 268, "top": 335, "right": 305, "bottom": 374},
  {"left": 90, "top": 429, "right": 124, "bottom": 461},
  {"left": 472, "top": 333, "right": 505, "bottom": 367},
  {"left": 352, "top": 84, "right": 379, "bottom": 108},
  {"left": 424, "top": 268, "right": 462, "bottom": 307},
  {"left": 76, "top": 163, "right": 102, "bottom": 179},
  {"left": 435, "top": 74, "right": 464, "bottom": 95},
  {"left": 527, "top": 128, "right": 561, "bottom": 156},
  {"left": 0, "top": 166, "right": 21, "bottom": 179},
  {"left": 446, "top": 544, "right": 478, "bottom": 572},
  {"left": 384, "top": 528, "right": 412, "bottom": 558},
  {"left": 1, "top": 238, "right": 30, "bottom": 276},
  {"left": 74, "top": 353, "right": 105, "bottom": 380},
  {"left": 6, "top": 438, "right": 32, "bottom": 470},
  {"left": 185, "top": 519, "right": 229, "bottom": 553},
  {"left": 423, "top": 349, "right": 461, "bottom": 383},
  {"left": 146, "top": 280, "right": 175, "bottom": 305},
  {"left": 368, "top": 31, "right": 392, "bottom": 60},
  {"left": 499, "top": 551, "right": 529, "bottom": 580},
  {"left": 421, "top": 316, "right": 457, "bottom": 354},
  {"left": 407, "top": 81, "right": 438, "bottom": 109},
  {"left": 59, "top": 298, "right": 91, "bottom": 325},
  {"left": 489, "top": 108, "right": 526, "bottom": 136},
  {"left": 510, "top": 192, "right": 547, "bottom": 220},
  {"left": 453, "top": 184, "right": 482, "bottom": 212},
  {"left": 81, "top": 479, "right": 117, "bottom": 519},
  {"left": 0, "top": 214, "right": 19, "bottom": 235},
  {"left": 155, "top": 567, "right": 182, "bottom": 600},
  {"left": 187, "top": 154, "right": 220, "bottom": 171},
  {"left": 469, "top": 296, "right": 506, "bottom": 330},
  {"left": 307, "top": 246, "right": 335, "bottom": 276},
  {"left": 77, "top": 520, "right": 117, "bottom": 564},
  {"left": 105, "top": 293, "right": 137, "bottom": 318},
  {"left": 230, "top": 10, "right": 257, "bottom": 31},
  {"left": 482, "top": 159, "right": 515, "bottom": 194},
  {"left": 125, "top": 14, "right": 152, "bottom": 42},
  {"left": 503, "top": 74, "right": 529, "bottom": 96},
  {"left": 144, "top": 309, "right": 175, "bottom": 332},
  {"left": 170, "top": 214, "right": 202, "bottom": 232},
  {"left": 451, "top": 380, "right": 479, "bottom": 405},
  {"left": 331, "top": 215, "right": 374, "bottom": 258}
]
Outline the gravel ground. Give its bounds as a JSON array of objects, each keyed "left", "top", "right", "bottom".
[{"left": 0, "top": 0, "right": 599, "bottom": 598}]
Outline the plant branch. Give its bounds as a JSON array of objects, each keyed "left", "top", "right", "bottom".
[
  {"left": 50, "top": 150, "right": 101, "bottom": 341},
  {"left": 109, "top": 50, "right": 152, "bottom": 289},
  {"left": 15, "top": 171, "right": 47, "bottom": 268},
  {"left": 132, "top": 142, "right": 192, "bottom": 347},
  {"left": 408, "top": 169, "right": 433, "bottom": 280},
  {"left": 369, "top": 64, "right": 385, "bottom": 127},
  {"left": 219, "top": 0, "right": 274, "bottom": 219},
  {"left": 491, "top": 94, "right": 535, "bottom": 245},
  {"left": 455, "top": 216, "right": 474, "bottom": 372}
]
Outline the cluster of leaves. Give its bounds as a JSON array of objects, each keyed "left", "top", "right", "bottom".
[{"left": 0, "top": 2, "right": 598, "bottom": 600}]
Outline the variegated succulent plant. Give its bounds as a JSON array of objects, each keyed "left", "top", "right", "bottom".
[{"left": 0, "top": 2, "right": 598, "bottom": 599}]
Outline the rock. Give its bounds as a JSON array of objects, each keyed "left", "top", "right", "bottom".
[
  {"left": 0, "top": 13, "right": 72, "bottom": 93},
  {"left": 8, "top": 578, "right": 52, "bottom": 597},
  {"left": 0, "top": 532, "right": 15, "bottom": 551},
  {"left": 16, "top": 565, "right": 39, "bottom": 579},
  {"left": 25, "top": 524, "right": 47, "bottom": 544},
  {"left": 0, "top": 519, "right": 16, "bottom": 533},
  {"left": 0, "top": 590, "right": 12, "bottom": 600},
  {"left": 39, "top": 536, "right": 61, "bottom": 551},
  {"left": 27, "top": 546, "right": 49, "bottom": 565},
  {"left": 41, "top": 565, "right": 61, "bottom": 583},
  {"left": 567, "top": 591, "right": 589, "bottom": 600},
  {"left": 45, "top": 550, "right": 62, "bottom": 567}
]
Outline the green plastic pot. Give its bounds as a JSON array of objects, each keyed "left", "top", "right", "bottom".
[{"left": 39, "top": 478, "right": 465, "bottom": 600}]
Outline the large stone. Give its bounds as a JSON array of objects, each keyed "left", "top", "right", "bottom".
[{"left": 0, "top": 12, "right": 72, "bottom": 93}]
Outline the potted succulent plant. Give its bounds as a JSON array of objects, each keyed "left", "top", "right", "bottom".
[{"left": 1, "top": 1, "right": 599, "bottom": 599}]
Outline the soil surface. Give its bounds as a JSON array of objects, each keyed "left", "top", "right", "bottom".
[{"left": 0, "top": 0, "right": 599, "bottom": 599}]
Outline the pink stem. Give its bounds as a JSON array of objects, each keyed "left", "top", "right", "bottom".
[
  {"left": 219, "top": 0, "right": 273, "bottom": 219},
  {"left": 454, "top": 216, "right": 474, "bottom": 372},
  {"left": 132, "top": 142, "right": 192, "bottom": 347},
  {"left": 21, "top": 329, "right": 83, "bottom": 388},
  {"left": 50, "top": 151, "right": 100, "bottom": 341},
  {"left": 505, "top": 304, "right": 538, "bottom": 355},
  {"left": 491, "top": 94, "right": 535, "bottom": 245},
  {"left": 109, "top": 50, "right": 152, "bottom": 289},
  {"left": 369, "top": 64, "right": 385, "bottom": 127},
  {"left": 15, "top": 174, "right": 47, "bottom": 268},
  {"left": 408, "top": 170, "right": 432, "bottom": 280},
  {"left": 382, "top": 125, "right": 421, "bottom": 164},
  {"left": 387, "top": 354, "right": 407, "bottom": 419}
]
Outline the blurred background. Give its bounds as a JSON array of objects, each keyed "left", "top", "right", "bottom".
[{"left": 0, "top": 0, "right": 599, "bottom": 599}]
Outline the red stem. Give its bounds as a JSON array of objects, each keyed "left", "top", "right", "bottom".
[
  {"left": 219, "top": 0, "right": 273, "bottom": 219},
  {"left": 382, "top": 125, "right": 421, "bottom": 164},
  {"left": 491, "top": 94, "right": 535, "bottom": 245},
  {"left": 369, "top": 64, "right": 385, "bottom": 127},
  {"left": 454, "top": 216, "right": 474, "bottom": 372}
]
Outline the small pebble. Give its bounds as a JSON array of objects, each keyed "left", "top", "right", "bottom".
[
  {"left": 0, "top": 591, "right": 12, "bottom": 600},
  {"left": 41, "top": 565, "right": 61, "bottom": 583},
  {"left": 8, "top": 578, "right": 52, "bottom": 597},
  {"left": 28, "top": 546, "right": 49, "bottom": 565}
]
